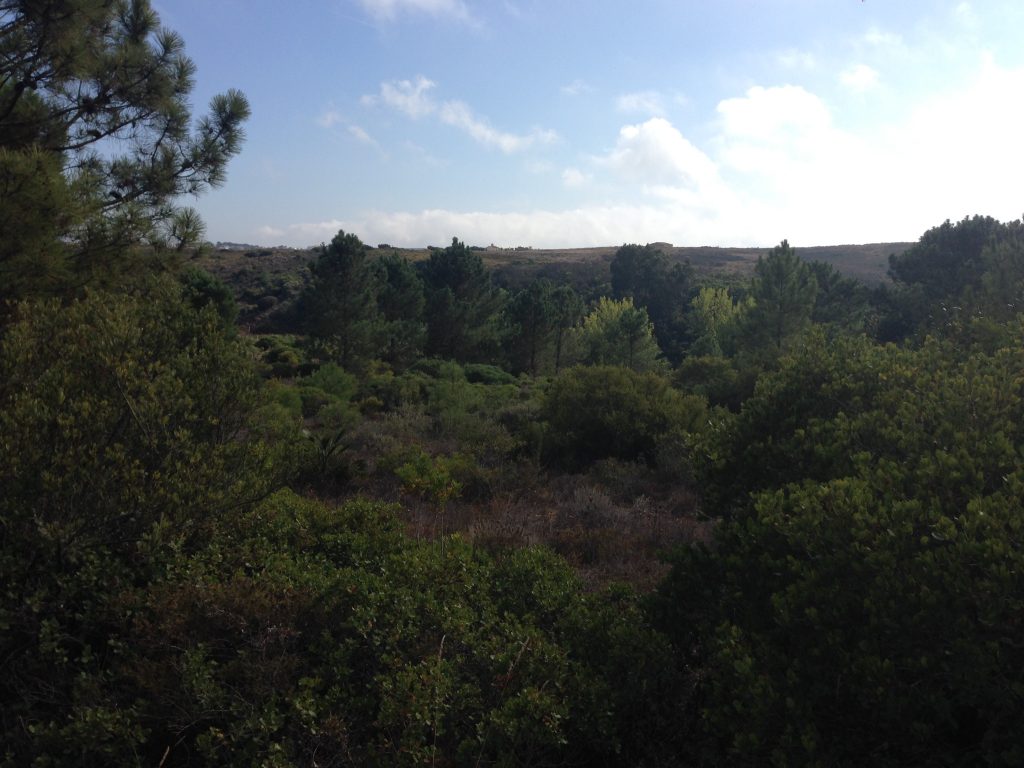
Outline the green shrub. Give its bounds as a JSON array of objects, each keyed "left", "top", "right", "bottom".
[
  {"left": 543, "top": 365, "right": 707, "bottom": 470},
  {"left": 674, "top": 353, "right": 749, "bottom": 409},
  {"left": 304, "top": 361, "right": 357, "bottom": 400},
  {"left": 0, "top": 283, "right": 279, "bottom": 763},
  {"left": 115, "top": 490, "right": 684, "bottom": 766},
  {"left": 410, "top": 356, "right": 456, "bottom": 379},
  {"left": 654, "top": 329, "right": 1024, "bottom": 766},
  {"left": 265, "top": 379, "right": 303, "bottom": 417},
  {"left": 463, "top": 362, "right": 517, "bottom": 385}
]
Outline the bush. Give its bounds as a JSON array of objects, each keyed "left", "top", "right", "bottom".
[
  {"left": 0, "top": 282, "right": 279, "bottom": 762},
  {"left": 542, "top": 365, "right": 706, "bottom": 470},
  {"left": 110, "top": 490, "right": 687, "bottom": 766},
  {"left": 304, "top": 362, "right": 357, "bottom": 400},
  {"left": 265, "top": 379, "right": 303, "bottom": 417},
  {"left": 463, "top": 362, "right": 517, "bottom": 385},
  {"left": 653, "top": 328, "right": 1024, "bottom": 765},
  {"left": 674, "top": 354, "right": 749, "bottom": 409}
]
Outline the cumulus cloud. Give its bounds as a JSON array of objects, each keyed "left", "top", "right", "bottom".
[
  {"left": 713, "top": 84, "right": 845, "bottom": 184},
  {"left": 262, "top": 58, "right": 1024, "bottom": 250},
  {"left": 599, "top": 117, "right": 719, "bottom": 192},
  {"left": 355, "top": 0, "right": 471, "bottom": 22},
  {"left": 840, "top": 63, "right": 880, "bottom": 93},
  {"left": 883, "top": 54, "right": 1024, "bottom": 228},
  {"left": 616, "top": 90, "right": 666, "bottom": 116},
  {"left": 717, "top": 85, "right": 831, "bottom": 142}
]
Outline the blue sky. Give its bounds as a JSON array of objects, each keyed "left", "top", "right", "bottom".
[{"left": 156, "top": 0, "right": 1024, "bottom": 248}]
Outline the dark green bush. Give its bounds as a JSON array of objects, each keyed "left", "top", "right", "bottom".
[
  {"left": 542, "top": 365, "right": 707, "bottom": 471},
  {"left": 113, "top": 491, "right": 685, "bottom": 766},
  {"left": 463, "top": 362, "right": 517, "bottom": 385}
]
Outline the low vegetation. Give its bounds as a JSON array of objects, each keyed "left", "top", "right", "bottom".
[{"left": 4, "top": 2, "right": 1024, "bottom": 764}]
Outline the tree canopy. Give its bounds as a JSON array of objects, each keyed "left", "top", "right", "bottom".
[
  {"left": 742, "top": 239, "right": 818, "bottom": 353},
  {"left": 301, "top": 230, "right": 383, "bottom": 370},
  {"left": 610, "top": 243, "right": 693, "bottom": 362},
  {"left": 578, "top": 296, "right": 665, "bottom": 372},
  {"left": 420, "top": 237, "right": 505, "bottom": 362},
  {"left": 0, "top": 0, "right": 250, "bottom": 302}
]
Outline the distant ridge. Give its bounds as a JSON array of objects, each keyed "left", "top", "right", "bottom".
[
  {"left": 214, "top": 241, "right": 299, "bottom": 251},
  {"left": 199, "top": 240, "right": 913, "bottom": 332},
  {"left": 206, "top": 241, "right": 912, "bottom": 288}
]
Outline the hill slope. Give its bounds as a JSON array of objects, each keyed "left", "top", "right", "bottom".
[{"left": 197, "top": 241, "right": 911, "bottom": 330}]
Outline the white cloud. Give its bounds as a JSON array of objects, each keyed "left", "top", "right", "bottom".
[
  {"left": 362, "top": 75, "right": 437, "bottom": 118},
  {"left": 257, "top": 225, "right": 285, "bottom": 239},
  {"left": 317, "top": 108, "right": 344, "bottom": 128},
  {"left": 777, "top": 48, "right": 817, "bottom": 70},
  {"left": 713, "top": 84, "right": 846, "bottom": 185},
  {"left": 261, "top": 58, "right": 1024, "bottom": 250},
  {"left": 840, "top": 63, "right": 880, "bottom": 93},
  {"left": 717, "top": 85, "right": 831, "bottom": 142},
  {"left": 348, "top": 124, "right": 380, "bottom": 147},
  {"left": 355, "top": 0, "right": 471, "bottom": 22},
  {"left": 880, "top": 54, "right": 1024, "bottom": 230},
  {"left": 561, "top": 167, "right": 590, "bottom": 188},
  {"left": 321, "top": 206, "right": 739, "bottom": 249},
  {"left": 319, "top": 110, "right": 382, "bottom": 150},
  {"left": 599, "top": 117, "right": 720, "bottom": 192},
  {"left": 561, "top": 79, "right": 594, "bottom": 97},
  {"left": 366, "top": 76, "right": 556, "bottom": 153},
  {"left": 402, "top": 140, "right": 444, "bottom": 166},
  {"left": 616, "top": 90, "right": 666, "bottom": 116},
  {"left": 863, "top": 26, "right": 904, "bottom": 51},
  {"left": 954, "top": 2, "right": 979, "bottom": 30},
  {"left": 438, "top": 100, "right": 557, "bottom": 152}
]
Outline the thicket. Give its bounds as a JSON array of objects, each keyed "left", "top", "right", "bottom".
[{"left": 6, "top": 3, "right": 1024, "bottom": 764}]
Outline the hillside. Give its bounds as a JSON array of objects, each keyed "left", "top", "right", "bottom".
[{"left": 197, "top": 240, "right": 909, "bottom": 330}]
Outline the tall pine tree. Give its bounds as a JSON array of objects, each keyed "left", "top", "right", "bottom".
[
  {"left": 303, "top": 231, "right": 383, "bottom": 370},
  {"left": 420, "top": 238, "right": 505, "bottom": 362},
  {"left": 0, "top": 0, "right": 250, "bottom": 301}
]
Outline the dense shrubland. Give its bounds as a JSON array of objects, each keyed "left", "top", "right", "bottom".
[{"left": 6, "top": 2, "right": 1024, "bottom": 764}]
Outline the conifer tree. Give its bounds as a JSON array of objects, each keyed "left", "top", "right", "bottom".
[
  {"left": 420, "top": 237, "right": 505, "bottom": 362},
  {"left": 505, "top": 278, "right": 558, "bottom": 375},
  {"left": 743, "top": 240, "right": 817, "bottom": 353},
  {"left": 0, "top": 0, "right": 250, "bottom": 300},
  {"left": 578, "top": 296, "right": 665, "bottom": 372},
  {"left": 303, "top": 230, "right": 383, "bottom": 370},
  {"left": 373, "top": 252, "right": 426, "bottom": 369}
]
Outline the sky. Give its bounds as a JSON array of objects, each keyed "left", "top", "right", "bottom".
[{"left": 154, "top": 0, "right": 1024, "bottom": 249}]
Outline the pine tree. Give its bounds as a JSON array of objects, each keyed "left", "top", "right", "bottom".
[
  {"left": 578, "top": 296, "right": 665, "bottom": 372},
  {"left": 505, "top": 279, "right": 558, "bottom": 375},
  {"left": 0, "top": 0, "right": 250, "bottom": 300},
  {"left": 744, "top": 240, "right": 817, "bottom": 353},
  {"left": 303, "top": 231, "right": 383, "bottom": 370},
  {"left": 420, "top": 237, "right": 505, "bottom": 362},
  {"left": 372, "top": 252, "right": 426, "bottom": 369}
]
